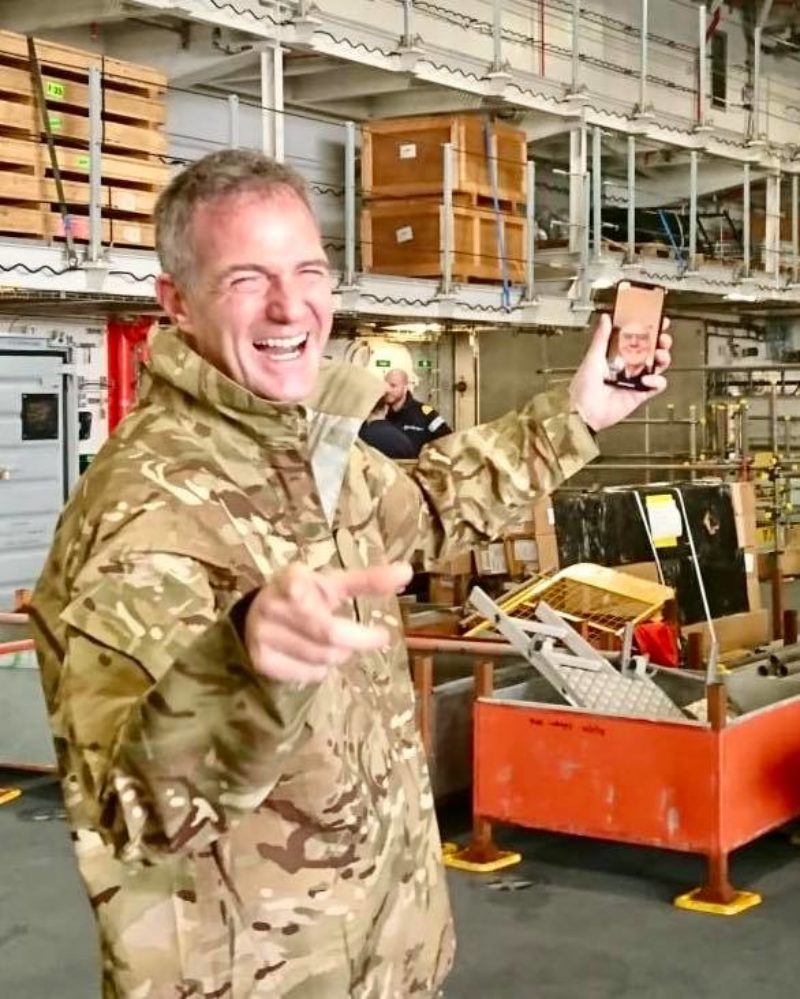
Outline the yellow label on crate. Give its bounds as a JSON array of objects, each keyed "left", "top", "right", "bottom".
[
  {"left": 48, "top": 114, "right": 63, "bottom": 130},
  {"left": 645, "top": 494, "right": 682, "bottom": 548},
  {"left": 45, "top": 80, "right": 66, "bottom": 99}
]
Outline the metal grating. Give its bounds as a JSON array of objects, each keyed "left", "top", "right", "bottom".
[{"left": 464, "top": 563, "right": 673, "bottom": 640}]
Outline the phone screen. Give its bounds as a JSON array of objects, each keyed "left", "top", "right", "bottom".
[{"left": 604, "top": 281, "right": 666, "bottom": 391}]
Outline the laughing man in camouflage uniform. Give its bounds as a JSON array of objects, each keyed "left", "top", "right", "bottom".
[{"left": 30, "top": 149, "right": 671, "bottom": 998}]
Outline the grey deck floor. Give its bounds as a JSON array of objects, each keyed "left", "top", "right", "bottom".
[{"left": 2, "top": 773, "right": 800, "bottom": 997}]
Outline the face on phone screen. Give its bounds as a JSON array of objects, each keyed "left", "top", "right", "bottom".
[{"left": 605, "top": 282, "right": 665, "bottom": 390}]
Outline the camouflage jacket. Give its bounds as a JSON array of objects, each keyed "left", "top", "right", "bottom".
[{"left": 30, "top": 327, "right": 598, "bottom": 998}]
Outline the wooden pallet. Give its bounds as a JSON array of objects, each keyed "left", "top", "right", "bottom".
[
  {"left": 0, "top": 203, "right": 154, "bottom": 248},
  {"left": 0, "top": 63, "right": 165, "bottom": 127},
  {"left": 0, "top": 30, "right": 166, "bottom": 100},
  {"left": 0, "top": 172, "right": 157, "bottom": 217},
  {"left": 362, "top": 197, "right": 527, "bottom": 283},
  {"left": 0, "top": 98, "right": 167, "bottom": 158}
]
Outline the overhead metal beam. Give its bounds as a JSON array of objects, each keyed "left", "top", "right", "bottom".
[
  {"left": 171, "top": 48, "right": 264, "bottom": 89},
  {"left": 0, "top": 0, "right": 127, "bottom": 32},
  {"left": 286, "top": 66, "right": 413, "bottom": 104}
]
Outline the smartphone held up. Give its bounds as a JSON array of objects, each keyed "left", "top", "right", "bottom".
[{"left": 604, "top": 280, "right": 667, "bottom": 391}]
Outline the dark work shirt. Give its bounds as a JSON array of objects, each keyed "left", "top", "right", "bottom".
[
  {"left": 358, "top": 419, "right": 416, "bottom": 459},
  {"left": 385, "top": 394, "right": 452, "bottom": 457}
]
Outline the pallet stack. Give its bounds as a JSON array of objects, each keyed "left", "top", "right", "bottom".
[
  {"left": 360, "top": 114, "right": 528, "bottom": 283},
  {"left": 0, "top": 29, "right": 169, "bottom": 250}
]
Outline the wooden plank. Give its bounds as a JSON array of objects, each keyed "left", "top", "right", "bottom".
[
  {"left": 0, "top": 64, "right": 165, "bottom": 125},
  {"left": 0, "top": 171, "right": 157, "bottom": 216},
  {"left": 44, "top": 212, "right": 155, "bottom": 248},
  {"left": 0, "top": 29, "right": 165, "bottom": 93},
  {"left": 0, "top": 99, "right": 167, "bottom": 157},
  {"left": 0, "top": 203, "right": 45, "bottom": 237},
  {"left": 0, "top": 203, "right": 154, "bottom": 247}
]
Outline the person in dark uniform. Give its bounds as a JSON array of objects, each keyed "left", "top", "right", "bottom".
[
  {"left": 359, "top": 399, "right": 416, "bottom": 459},
  {"left": 383, "top": 368, "right": 452, "bottom": 457}
]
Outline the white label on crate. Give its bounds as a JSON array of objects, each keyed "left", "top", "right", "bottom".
[
  {"left": 547, "top": 506, "right": 555, "bottom": 526},
  {"left": 116, "top": 192, "right": 138, "bottom": 212},
  {"left": 745, "top": 551, "right": 755, "bottom": 574},
  {"left": 395, "top": 226, "right": 414, "bottom": 243},
  {"left": 513, "top": 539, "right": 539, "bottom": 563},
  {"left": 479, "top": 542, "right": 507, "bottom": 575},
  {"left": 398, "top": 142, "right": 417, "bottom": 160}
]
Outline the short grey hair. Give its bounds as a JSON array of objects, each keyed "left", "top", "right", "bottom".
[{"left": 154, "top": 149, "right": 313, "bottom": 284}]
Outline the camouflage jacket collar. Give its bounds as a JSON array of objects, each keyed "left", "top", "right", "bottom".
[{"left": 144, "top": 326, "right": 383, "bottom": 436}]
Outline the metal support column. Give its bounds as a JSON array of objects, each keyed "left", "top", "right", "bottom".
[
  {"left": 638, "top": 0, "right": 649, "bottom": 114},
  {"left": 627, "top": 134, "right": 636, "bottom": 262},
  {"left": 752, "top": 0, "right": 774, "bottom": 141},
  {"left": 792, "top": 173, "right": 799, "bottom": 284},
  {"left": 592, "top": 126, "right": 602, "bottom": 260},
  {"left": 697, "top": 3, "right": 707, "bottom": 128},
  {"left": 401, "top": 0, "right": 416, "bottom": 48},
  {"left": 87, "top": 66, "right": 102, "bottom": 263},
  {"left": 569, "top": 125, "right": 586, "bottom": 254},
  {"left": 441, "top": 141, "right": 455, "bottom": 296},
  {"left": 570, "top": 0, "right": 581, "bottom": 92},
  {"left": 343, "top": 121, "right": 356, "bottom": 288},
  {"left": 227, "top": 94, "right": 240, "bottom": 148},
  {"left": 261, "top": 43, "right": 284, "bottom": 161},
  {"left": 743, "top": 162, "right": 751, "bottom": 278},
  {"left": 525, "top": 159, "right": 536, "bottom": 301},
  {"left": 689, "top": 150, "right": 698, "bottom": 271},
  {"left": 579, "top": 171, "right": 590, "bottom": 305},
  {"left": 765, "top": 171, "right": 781, "bottom": 279},
  {"left": 490, "top": 0, "right": 504, "bottom": 73}
]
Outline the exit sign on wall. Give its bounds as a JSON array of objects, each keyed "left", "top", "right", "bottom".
[
  {"left": 418, "top": 359, "right": 432, "bottom": 369},
  {"left": 375, "top": 359, "right": 391, "bottom": 367}
]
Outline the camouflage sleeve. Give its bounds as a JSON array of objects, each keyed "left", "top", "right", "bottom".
[
  {"left": 365, "top": 386, "right": 598, "bottom": 564},
  {"left": 58, "top": 552, "right": 317, "bottom": 863}
]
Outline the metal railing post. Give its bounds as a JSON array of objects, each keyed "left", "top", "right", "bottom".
[
  {"left": 88, "top": 65, "right": 102, "bottom": 263},
  {"left": 228, "top": 94, "right": 240, "bottom": 148},
  {"left": 571, "top": 0, "right": 581, "bottom": 92},
  {"left": 689, "top": 150, "right": 698, "bottom": 271},
  {"left": 344, "top": 121, "right": 356, "bottom": 287},
  {"left": 442, "top": 141, "right": 455, "bottom": 295},
  {"left": 592, "top": 126, "right": 602, "bottom": 260},
  {"left": 743, "top": 162, "right": 751, "bottom": 278},
  {"left": 792, "top": 173, "right": 799, "bottom": 284},
  {"left": 638, "top": 0, "right": 649, "bottom": 114},
  {"left": 525, "top": 159, "right": 536, "bottom": 301},
  {"left": 627, "top": 134, "right": 636, "bottom": 262}
]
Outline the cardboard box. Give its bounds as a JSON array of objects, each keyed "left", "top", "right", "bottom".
[
  {"left": 682, "top": 609, "right": 769, "bottom": 656},
  {"left": 730, "top": 482, "right": 757, "bottom": 549},
  {"left": 504, "top": 533, "right": 559, "bottom": 578},
  {"left": 743, "top": 548, "right": 761, "bottom": 611},
  {"left": 428, "top": 551, "right": 473, "bottom": 576},
  {"left": 474, "top": 541, "right": 509, "bottom": 576},
  {"left": 429, "top": 574, "right": 470, "bottom": 607}
]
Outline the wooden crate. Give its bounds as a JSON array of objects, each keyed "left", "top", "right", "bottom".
[
  {"left": 361, "top": 197, "right": 526, "bottom": 283},
  {"left": 362, "top": 114, "right": 526, "bottom": 205}
]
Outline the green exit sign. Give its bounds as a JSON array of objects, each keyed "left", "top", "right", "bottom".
[
  {"left": 375, "top": 359, "right": 391, "bottom": 368},
  {"left": 418, "top": 359, "right": 432, "bottom": 369}
]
